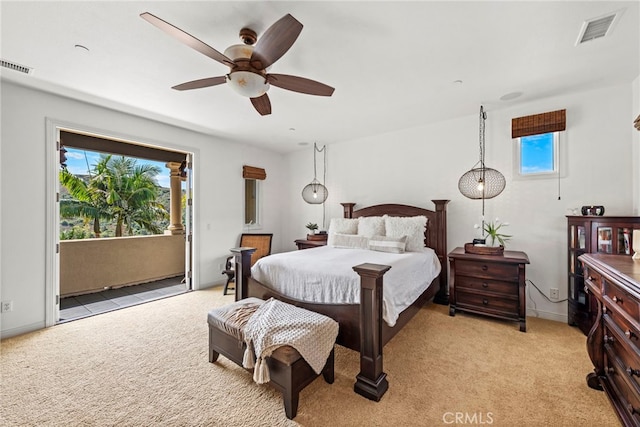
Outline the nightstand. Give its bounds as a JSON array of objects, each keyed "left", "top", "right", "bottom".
[
  {"left": 294, "top": 239, "right": 327, "bottom": 250},
  {"left": 448, "top": 247, "right": 530, "bottom": 332}
]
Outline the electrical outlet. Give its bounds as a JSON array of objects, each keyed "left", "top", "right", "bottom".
[
  {"left": 550, "top": 288, "right": 559, "bottom": 300},
  {"left": 1, "top": 301, "right": 13, "bottom": 313}
]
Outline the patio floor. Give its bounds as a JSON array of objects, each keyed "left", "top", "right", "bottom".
[{"left": 59, "top": 276, "right": 188, "bottom": 323}]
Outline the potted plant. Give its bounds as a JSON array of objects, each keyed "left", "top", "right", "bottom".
[
  {"left": 306, "top": 222, "right": 325, "bottom": 241},
  {"left": 483, "top": 219, "right": 511, "bottom": 247}
]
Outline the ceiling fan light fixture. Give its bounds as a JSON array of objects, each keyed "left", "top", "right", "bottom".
[
  {"left": 223, "top": 44, "right": 253, "bottom": 61},
  {"left": 226, "top": 71, "right": 269, "bottom": 98}
]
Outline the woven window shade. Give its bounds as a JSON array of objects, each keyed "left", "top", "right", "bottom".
[
  {"left": 634, "top": 114, "right": 640, "bottom": 131},
  {"left": 512, "top": 109, "right": 566, "bottom": 138},
  {"left": 242, "top": 165, "right": 266, "bottom": 180}
]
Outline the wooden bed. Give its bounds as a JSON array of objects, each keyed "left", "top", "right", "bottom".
[{"left": 232, "top": 200, "right": 449, "bottom": 401}]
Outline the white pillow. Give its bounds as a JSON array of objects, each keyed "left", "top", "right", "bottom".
[
  {"left": 384, "top": 215, "right": 428, "bottom": 252},
  {"left": 369, "top": 235, "right": 407, "bottom": 254},
  {"left": 357, "top": 216, "right": 385, "bottom": 238},
  {"left": 327, "top": 218, "right": 359, "bottom": 246},
  {"left": 332, "top": 233, "right": 369, "bottom": 249}
]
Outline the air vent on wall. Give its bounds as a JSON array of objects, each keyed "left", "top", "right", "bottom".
[
  {"left": 1, "top": 59, "right": 34, "bottom": 74},
  {"left": 576, "top": 10, "right": 623, "bottom": 45}
]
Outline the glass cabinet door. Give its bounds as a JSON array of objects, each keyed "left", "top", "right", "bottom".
[
  {"left": 597, "top": 226, "right": 613, "bottom": 253},
  {"left": 618, "top": 228, "right": 632, "bottom": 255},
  {"left": 570, "top": 224, "right": 586, "bottom": 249}
]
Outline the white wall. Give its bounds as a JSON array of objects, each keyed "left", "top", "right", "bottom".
[
  {"left": 284, "top": 83, "right": 635, "bottom": 322},
  {"left": 0, "top": 81, "right": 286, "bottom": 338}
]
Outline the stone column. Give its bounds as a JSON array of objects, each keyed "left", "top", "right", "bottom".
[{"left": 165, "top": 162, "right": 185, "bottom": 235}]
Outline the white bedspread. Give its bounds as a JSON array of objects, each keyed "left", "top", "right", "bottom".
[{"left": 250, "top": 245, "right": 441, "bottom": 327}]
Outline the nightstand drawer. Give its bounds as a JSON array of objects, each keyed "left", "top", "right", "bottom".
[
  {"left": 456, "top": 276, "right": 518, "bottom": 297},
  {"left": 455, "top": 260, "right": 519, "bottom": 281},
  {"left": 456, "top": 291, "right": 519, "bottom": 315}
]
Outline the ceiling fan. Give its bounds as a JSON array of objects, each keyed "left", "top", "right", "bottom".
[{"left": 140, "top": 12, "right": 335, "bottom": 116}]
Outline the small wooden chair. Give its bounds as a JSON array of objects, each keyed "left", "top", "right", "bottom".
[{"left": 222, "top": 233, "right": 273, "bottom": 295}]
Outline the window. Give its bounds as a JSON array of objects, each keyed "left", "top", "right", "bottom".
[
  {"left": 242, "top": 165, "right": 265, "bottom": 228},
  {"left": 514, "top": 132, "right": 561, "bottom": 178},
  {"left": 520, "top": 132, "right": 557, "bottom": 175},
  {"left": 511, "top": 109, "right": 566, "bottom": 180},
  {"left": 245, "top": 179, "right": 260, "bottom": 227}
]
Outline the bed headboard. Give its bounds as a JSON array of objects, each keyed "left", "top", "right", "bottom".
[{"left": 341, "top": 200, "right": 450, "bottom": 301}]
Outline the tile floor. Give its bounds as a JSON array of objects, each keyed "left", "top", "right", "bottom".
[{"left": 59, "top": 276, "right": 188, "bottom": 323}]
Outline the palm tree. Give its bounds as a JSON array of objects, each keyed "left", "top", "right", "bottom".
[
  {"left": 93, "top": 155, "right": 168, "bottom": 237},
  {"left": 59, "top": 168, "right": 112, "bottom": 238},
  {"left": 60, "top": 154, "right": 169, "bottom": 238}
]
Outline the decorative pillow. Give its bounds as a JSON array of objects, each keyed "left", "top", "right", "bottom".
[
  {"left": 357, "top": 216, "right": 385, "bottom": 238},
  {"left": 332, "top": 233, "right": 370, "bottom": 249},
  {"left": 368, "top": 235, "right": 407, "bottom": 254},
  {"left": 327, "top": 218, "right": 359, "bottom": 246},
  {"left": 384, "top": 215, "right": 428, "bottom": 252}
]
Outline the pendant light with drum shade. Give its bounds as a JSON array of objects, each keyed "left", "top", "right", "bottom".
[
  {"left": 458, "top": 106, "right": 506, "bottom": 236},
  {"left": 302, "top": 143, "right": 328, "bottom": 204}
]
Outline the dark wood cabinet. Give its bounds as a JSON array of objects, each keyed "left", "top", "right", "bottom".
[
  {"left": 567, "top": 216, "right": 640, "bottom": 335},
  {"left": 581, "top": 253, "right": 640, "bottom": 426},
  {"left": 448, "top": 247, "right": 530, "bottom": 332}
]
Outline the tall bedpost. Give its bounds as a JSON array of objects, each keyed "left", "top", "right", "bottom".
[
  {"left": 230, "top": 247, "right": 256, "bottom": 301},
  {"left": 431, "top": 200, "right": 450, "bottom": 305},
  {"left": 341, "top": 202, "right": 356, "bottom": 218},
  {"left": 352, "top": 263, "right": 391, "bottom": 401}
]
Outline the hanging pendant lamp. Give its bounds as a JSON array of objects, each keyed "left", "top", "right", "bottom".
[
  {"left": 302, "top": 143, "right": 328, "bottom": 204},
  {"left": 458, "top": 106, "right": 505, "bottom": 200}
]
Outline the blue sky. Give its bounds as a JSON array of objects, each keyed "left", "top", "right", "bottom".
[
  {"left": 520, "top": 133, "right": 554, "bottom": 174},
  {"left": 64, "top": 148, "right": 170, "bottom": 188}
]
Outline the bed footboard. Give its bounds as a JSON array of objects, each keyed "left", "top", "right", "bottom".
[{"left": 231, "top": 248, "right": 392, "bottom": 401}]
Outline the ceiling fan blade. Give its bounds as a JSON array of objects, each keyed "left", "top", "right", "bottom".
[
  {"left": 251, "top": 93, "right": 272, "bottom": 116},
  {"left": 140, "top": 12, "right": 233, "bottom": 67},
  {"left": 172, "top": 76, "right": 227, "bottom": 91},
  {"left": 267, "top": 74, "right": 335, "bottom": 96},
  {"left": 250, "top": 14, "right": 303, "bottom": 70}
]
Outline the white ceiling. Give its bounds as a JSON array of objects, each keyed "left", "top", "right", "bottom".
[{"left": 1, "top": 1, "right": 638, "bottom": 153}]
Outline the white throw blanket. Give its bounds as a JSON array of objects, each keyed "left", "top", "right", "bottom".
[{"left": 242, "top": 298, "right": 339, "bottom": 384}]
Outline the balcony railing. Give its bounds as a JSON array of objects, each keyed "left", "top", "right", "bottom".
[{"left": 60, "top": 234, "right": 186, "bottom": 297}]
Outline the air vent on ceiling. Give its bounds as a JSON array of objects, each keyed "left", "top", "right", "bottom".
[
  {"left": 576, "top": 10, "right": 623, "bottom": 45},
  {"left": 1, "top": 59, "right": 34, "bottom": 75}
]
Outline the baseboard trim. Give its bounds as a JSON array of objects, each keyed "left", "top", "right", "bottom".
[
  {"left": 527, "top": 307, "right": 567, "bottom": 323},
  {"left": 1, "top": 321, "right": 46, "bottom": 340}
]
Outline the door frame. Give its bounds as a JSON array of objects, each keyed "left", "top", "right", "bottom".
[{"left": 45, "top": 118, "right": 199, "bottom": 327}]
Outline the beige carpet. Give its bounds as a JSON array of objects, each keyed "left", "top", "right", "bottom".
[{"left": 0, "top": 287, "right": 618, "bottom": 427}]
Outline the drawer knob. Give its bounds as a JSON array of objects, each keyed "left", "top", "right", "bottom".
[
  {"left": 587, "top": 276, "right": 593, "bottom": 281},
  {"left": 628, "top": 404, "right": 640, "bottom": 416},
  {"left": 626, "top": 367, "right": 640, "bottom": 377},
  {"left": 604, "top": 334, "right": 615, "bottom": 344},
  {"left": 613, "top": 296, "right": 623, "bottom": 304},
  {"left": 481, "top": 265, "right": 488, "bottom": 271},
  {"left": 607, "top": 367, "right": 616, "bottom": 375},
  {"left": 626, "top": 330, "right": 637, "bottom": 340},
  {"left": 482, "top": 282, "right": 489, "bottom": 288},
  {"left": 482, "top": 299, "right": 489, "bottom": 305}
]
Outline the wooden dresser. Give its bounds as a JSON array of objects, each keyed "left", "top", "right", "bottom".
[
  {"left": 581, "top": 253, "right": 640, "bottom": 426},
  {"left": 448, "top": 247, "right": 529, "bottom": 332}
]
